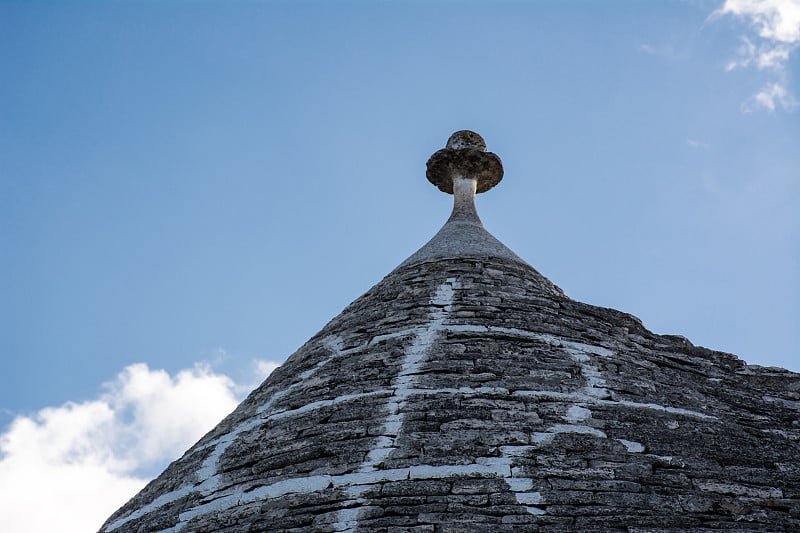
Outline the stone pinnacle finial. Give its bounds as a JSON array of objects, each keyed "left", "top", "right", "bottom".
[
  {"left": 446, "top": 130, "right": 487, "bottom": 151},
  {"left": 426, "top": 130, "right": 504, "bottom": 194}
]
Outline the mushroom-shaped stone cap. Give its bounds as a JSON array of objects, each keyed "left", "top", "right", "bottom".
[
  {"left": 446, "top": 130, "right": 487, "bottom": 151},
  {"left": 426, "top": 130, "right": 503, "bottom": 194}
]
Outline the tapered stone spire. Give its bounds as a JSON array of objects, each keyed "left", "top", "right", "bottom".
[
  {"left": 399, "top": 131, "right": 551, "bottom": 284},
  {"left": 100, "top": 131, "right": 800, "bottom": 533},
  {"left": 427, "top": 130, "right": 501, "bottom": 224}
]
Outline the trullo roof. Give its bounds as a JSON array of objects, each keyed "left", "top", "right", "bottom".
[{"left": 101, "top": 131, "right": 800, "bottom": 533}]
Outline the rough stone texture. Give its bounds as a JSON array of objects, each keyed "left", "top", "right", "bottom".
[
  {"left": 397, "top": 196, "right": 528, "bottom": 269},
  {"left": 426, "top": 131, "right": 503, "bottom": 194},
  {"left": 100, "top": 251, "right": 800, "bottom": 532},
  {"left": 100, "top": 134, "right": 800, "bottom": 532}
]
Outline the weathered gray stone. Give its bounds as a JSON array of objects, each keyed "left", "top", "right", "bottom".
[{"left": 100, "top": 132, "right": 800, "bottom": 533}]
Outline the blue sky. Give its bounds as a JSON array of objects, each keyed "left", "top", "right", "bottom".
[{"left": 1, "top": 1, "right": 798, "bottom": 531}]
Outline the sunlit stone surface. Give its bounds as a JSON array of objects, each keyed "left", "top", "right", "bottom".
[{"left": 101, "top": 132, "right": 800, "bottom": 533}]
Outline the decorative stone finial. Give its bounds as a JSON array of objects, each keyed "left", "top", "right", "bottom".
[
  {"left": 426, "top": 130, "right": 503, "bottom": 194},
  {"left": 399, "top": 129, "right": 527, "bottom": 268},
  {"left": 446, "top": 130, "right": 487, "bottom": 151}
]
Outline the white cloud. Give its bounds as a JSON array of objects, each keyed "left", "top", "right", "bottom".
[
  {"left": 640, "top": 43, "right": 677, "bottom": 59},
  {"left": 233, "top": 359, "right": 283, "bottom": 396},
  {"left": 254, "top": 359, "right": 281, "bottom": 381},
  {"left": 755, "top": 41, "right": 794, "bottom": 67},
  {"left": 0, "top": 360, "right": 280, "bottom": 533},
  {"left": 686, "top": 138, "right": 711, "bottom": 149},
  {"left": 748, "top": 80, "right": 798, "bottom": 110},
  {"left": 713, "top": 0, "right": 800, "bottom": 111},
  {"left": 719, "top": 0, "right": 800, "bottom": 42},
  {"left": 725, "top": 36, "right": 794, "bottom": 70}
]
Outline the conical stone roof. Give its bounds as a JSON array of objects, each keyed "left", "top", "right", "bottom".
[{"left": 101, "top": 131, "right": 800, "bottom": 533}]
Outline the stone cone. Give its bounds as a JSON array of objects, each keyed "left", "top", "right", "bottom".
[{"left": 101, "top": 134, "right": 800, "bottom": 533}]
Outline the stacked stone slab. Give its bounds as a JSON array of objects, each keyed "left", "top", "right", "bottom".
[{"left": 101, "top": 132, "right": 800, "bottom": 532}]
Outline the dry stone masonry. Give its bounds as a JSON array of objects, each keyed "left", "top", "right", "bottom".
[{"left": 101, "top": 131, "right": 800, "bottom": 532}]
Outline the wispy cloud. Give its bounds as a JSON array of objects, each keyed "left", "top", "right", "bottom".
[
  {"left": 719, "top": 0, "right": 800, "bottom": 42},
  {"left": 254, "top": 359, "right": 281, "bottom": 380},
  {"left": 233, "top": 359, "right": 282, "bottom": 396},
  {"left": 752, "top": 80, "right": 796, "bottom": 110},
  {"left": 0, "top": 360, "right": 279, "bottom": 533},
  {"left": 724, "top": 36, "right": 794, "bottom": 70},
  {"left": 712, "top": 0, "right": 800, "bottom": 112},
  {"left": 640, "top": 43, "right": 677, "bottom": 60},
  {"left": 686, "top": 138, "right": 711, "bottom": 149}
]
